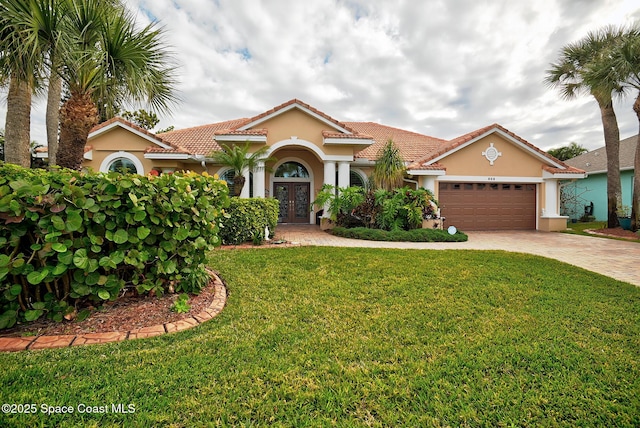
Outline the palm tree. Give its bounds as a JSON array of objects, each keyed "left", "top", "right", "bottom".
[
  {"left": 0, "top": 0, "right": 42, "bottom": 168},
  {"left": 595, "top": 27, "right": 640, "bottom": 231},
  {"left": 56, "top": 0, "right": 178, "bottom": 170},
  {"left": 209, "top": 142, "right": 273, "bottom": 197},
  {"left": 29, "top": 0, "right": 67, "bottom": 167},
  {"left": 546, "top": 26, "right": 627, "bottom": 228},
  {"left": 371, "top": 139, "right": 405, "bottom": 191},
  {"left": 7, "top": 0, "right": 68, "bottom": 167}
]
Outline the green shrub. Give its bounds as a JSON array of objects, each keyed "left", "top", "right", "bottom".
[
  {"left": 331, "top": 226, "right": 468, "bottom": 242},
  {"left": 0, "top": 163, "right": 229, "bottom": 328},
  {"left": 311, "top": 184, "right": 365, "bottom": 224},
  {"left": 373, "top": 187, "right": 438, "bottom": 231},
  {"left": 313, "top": 186, "right": 439, "bottom": 231},
  {"left": 219, "top": 197, "right": 279, "bottom": 245}
]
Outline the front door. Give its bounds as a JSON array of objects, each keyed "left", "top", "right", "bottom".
[{"left": 274, "top": 182, "right": 310, "bottom": 223}]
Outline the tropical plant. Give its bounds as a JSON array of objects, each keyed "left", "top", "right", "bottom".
[
  {"left": 313, "top": 185, "right": 438, "bottom": 231},
  {"left": 0, "top": 0, "right": 176, "bottom": 170},
  {"left": 547, "top": 142, "right": 588, "bottom": 161},
  {"left": 590, "top": 26, "right": 640, "bottom": 231},
  {"left": 371, "top": 139, "right": 406, "bottom": 191},
  {"left": 374, "top": 187, "right": 437, "bottom": 231},
  {"left": 25, "top": 0, "right": 67, "bottom": 167},
  {"left": 55, "top": 0, "right": 177, "bottom": 170},
  {"left": 0, "top": 0, "right": 41, "bottom": 168},
  {"left": 312, "top": 184, "right": 366, "bottom": 224},
  {"left": 546, "top": 26, "right": 628, "bottom": 229},
  {"left": 208, "top": 142, "right": 274, "bottom": 197}
]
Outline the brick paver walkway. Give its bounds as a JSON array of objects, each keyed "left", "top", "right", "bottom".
[{"left": 274, "top": 225, "right": 640, "bottom": 287}]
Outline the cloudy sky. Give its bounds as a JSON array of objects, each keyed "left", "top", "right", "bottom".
[{"left": 2, "top": 0, "right": 640, "bottom": 152}]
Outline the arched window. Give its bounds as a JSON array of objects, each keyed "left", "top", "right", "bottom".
[
  {"left": 220, "top": 169, "right": 253, "bottom": 197},
  {"left": 108, "top": 158, "right": 138, "bottom": 174},
  {"left": 275, "top": 162, "right": 309, "bottom": 178},
  {"left": 100, "top": 152, "right": 144, "bottom": 175},
  {"left": 350, "top": 170, "right": 366, "bottom": 188}
]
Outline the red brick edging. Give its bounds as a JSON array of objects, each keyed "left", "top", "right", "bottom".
[{"left": 0, "top": 274, "right": 227, "bottom": 353}]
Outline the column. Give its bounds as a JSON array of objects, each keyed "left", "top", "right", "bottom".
[
  {"left": 323, "top": 161, "right": 336, "bottom": 217},
  {"left": 419, "top": 176, "right": 437, "bottom": 194},
  {"left": 337, "top": 162, "right": 350, "bottom": 190},
  {"left": 253, "top": 161, "right": 265, "bottom": 198},
  {"left": 544, "top": 179, "right": 558, "bottom": 216},
  {"left": 323, "top": 161, "right": 336, "bottom": 187},
  {"left": 239, "top": 167, "right": 250, "bottom": 198}
]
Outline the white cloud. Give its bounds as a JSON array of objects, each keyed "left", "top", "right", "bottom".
[{"left": 1, "top": 0, "right": 639, "bottom": 152}]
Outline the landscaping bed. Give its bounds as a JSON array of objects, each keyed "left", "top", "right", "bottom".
[
  {"left": 330, "top": 226, "right": 468, "bottom": 242},
  {"left": 0, "top": 283, "right": 217, "bottom": 338}
]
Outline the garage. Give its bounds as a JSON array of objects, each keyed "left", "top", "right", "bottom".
[{"left": 439, "top": 182, "right": 536, "bottom": 230}]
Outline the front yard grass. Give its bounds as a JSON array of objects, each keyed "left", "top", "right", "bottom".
[
  {"left": 564, "top": 221, "right": 640, "bottom": 242},
  {"left": 1, "top": 247, "right": 638, "bottom": 426},
  {"left": 564, "top": 221, "right": 607, "bottom": 236}
]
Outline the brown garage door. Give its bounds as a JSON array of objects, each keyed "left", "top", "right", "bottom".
[{"left": 439, "top": 183, "right": 536, "bottom": 230}]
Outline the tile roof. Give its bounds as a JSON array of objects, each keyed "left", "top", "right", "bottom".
[
  {"left": 347, "top": 122, "right": 446, "bottom": 162},
  {"left": 322, "top": 130, "right": 374, "bottom": 140},
  {"left": 542, "top": 165, "right": 587, "bottom": 174},
  {"left": 82, "top": 102, "right": 587, "bottom": 177},
  {"left": 214, "top": 128, "right": 268, "bottom": 136},
  {"left": 565, "top": 134, "right": 637, "bottom": 172},
  {"left": 157, "top": 118, "right": 249, "bottom": 155}
]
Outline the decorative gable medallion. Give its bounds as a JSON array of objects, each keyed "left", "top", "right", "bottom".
[{"left": 482, "top": 143, "right": 502, "bottom": 165}]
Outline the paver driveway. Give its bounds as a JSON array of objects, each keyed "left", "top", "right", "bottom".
[{"left": 275, "top": 225, "right": 640, "bottom": 287}]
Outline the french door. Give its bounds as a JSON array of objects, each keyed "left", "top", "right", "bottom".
[{"left": 274, "top": 182, "right": 310, "bottom": 223}]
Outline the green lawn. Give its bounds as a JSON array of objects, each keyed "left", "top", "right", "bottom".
[
  {"left": 564, "top": 221, "right": 640, "bottom": 242},
  {"left": 1, "top": 247, "right": 639, "bottom": 427}
]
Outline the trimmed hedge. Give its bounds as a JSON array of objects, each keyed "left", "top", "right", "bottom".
[
  {"left": 330, "top": 226, "right": 468, "bottom": 242},
  {"left": 0, "top": 163, "right": 229, "bottom": 328},
  {"left": 219, "top": 197, "right": 279, "bottom": 245}
]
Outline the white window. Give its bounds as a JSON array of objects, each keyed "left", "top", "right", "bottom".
[{"left": 100, "top": 152, "right": 144, "bottom": 175}]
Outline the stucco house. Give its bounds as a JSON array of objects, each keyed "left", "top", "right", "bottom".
[
  {"left": 42, "top": 99, "right": 585, "bottom": 231},
  {"left": 564, "top": 135, "right": 637, "bottom": 221}
]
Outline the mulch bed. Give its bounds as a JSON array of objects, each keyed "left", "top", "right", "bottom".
[{"left": 0, "top": 280, "right": 218, "bottom": 338}]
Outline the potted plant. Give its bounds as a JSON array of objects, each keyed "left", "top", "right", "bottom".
[{"left": 617, "top": 204, "right": 632, "bottom": 230}]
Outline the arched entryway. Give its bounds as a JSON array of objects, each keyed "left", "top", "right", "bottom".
[{"left": 271, "top": 159, "right": 314, "bottom": 223}]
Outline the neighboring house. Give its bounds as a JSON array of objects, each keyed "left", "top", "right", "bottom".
[
  {"left": 564, "top": 135, "right": 637, "bottom": 221},
  {"left": 38, "top": 99, "right": 584, "bottom": 231}
]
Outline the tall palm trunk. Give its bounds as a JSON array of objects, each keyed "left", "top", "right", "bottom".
[
  {"left": 4, "top": 75, "right": 32, "bottom": 168},
  {"left": 57, "top": 91, "right": 98, "bottom": 170},
  {"left": 233, "top": 175, "right": 246, "bottom": 197},
  {"left": 597, "top": 95, "right": 622, "bottom": 228},
  {"left": 631, "top": 93, "right": 640, "bottom": 232},
  {"left": 46, "top": 70, "right": 63, "bottom": 167}
]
